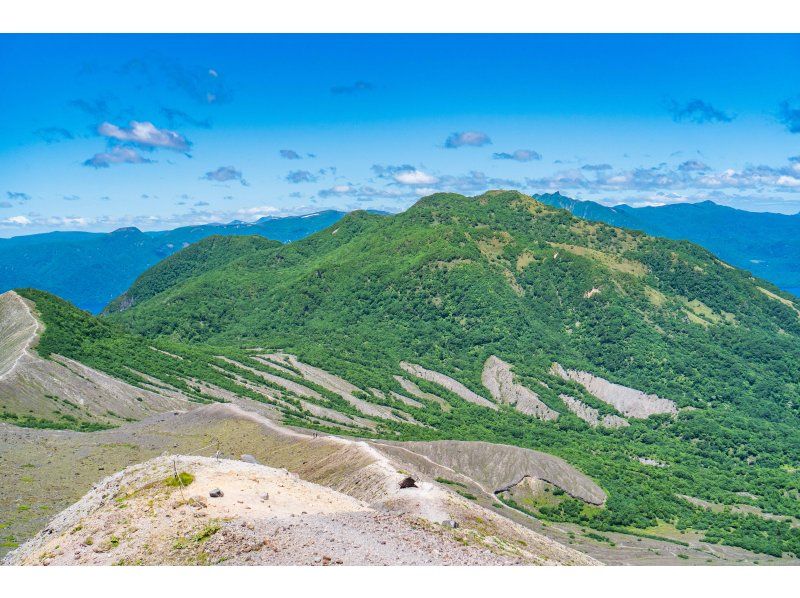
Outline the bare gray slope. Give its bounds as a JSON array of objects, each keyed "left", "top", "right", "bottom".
[
  {"left": 0, "top": 291, "right": 192, "bottom": 426},
  {"left": 374, "top": 439, "right": 607, "bottom": 505},
  {"left": 482, "top": 356, "right": 559, "bottom": 420}
]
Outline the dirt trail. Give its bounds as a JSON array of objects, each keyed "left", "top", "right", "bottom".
[{"left": 0, "top": 291, "right": 43, "bottom": 380}]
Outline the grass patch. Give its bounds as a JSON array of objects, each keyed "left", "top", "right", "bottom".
[
  {"left": 435, "top": 477, "right": 467, "bottom": 488},
  {"left": 584, "top": 531, "right": 615, "bottom": 546},
  {"left": 194, "top": 522, "right": 221, "bottom": 543},
  {"left": 164, "top": 472, "right": 195, "bottom": 488},
  {"left": 174, "top": 522, "right": 221, "bottom": 550}
]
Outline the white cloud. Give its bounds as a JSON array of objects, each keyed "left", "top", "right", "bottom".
[
  {"left": 393, "top": 170, "right": 439, "bottom": 185},
  {"left": 3, "top": 215, "right": 31, "bottom": 225},
  {"left": 235, "top": 205, "right": 279, "bottom": 217},
  {"left": 83, "top": 147, "right": 153, "bottom": 169},
  {"left": 444, "top": 131, "right": 492, "bottom": 148},
  {"left": 776, "top": 175, "right": 800, "bottom": 187},
  {"left": 202, "top": 166, "right": 249, "bottom": 186},
  {"left": 97, "top": 121, "right": 191, "bottom": 151}
]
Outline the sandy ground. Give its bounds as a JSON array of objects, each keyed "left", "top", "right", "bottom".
[{"left": 4, "top": 456, "right": 535, "bottom": 566}]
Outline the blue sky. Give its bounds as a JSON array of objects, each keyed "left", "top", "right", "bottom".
[{"left": 1, "top": 34, "right": 800, "bottom": 236}]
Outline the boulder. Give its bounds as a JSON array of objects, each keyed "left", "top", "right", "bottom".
[{"left": 399, "top": 476, "right": 417, "bottom": 489}]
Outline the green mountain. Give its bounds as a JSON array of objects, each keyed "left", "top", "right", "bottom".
[
  {"left": 535, "top": 193, "right": 800, "bottom": 296},
  {"left": 0, "top": 210, "right": 347, "bottom": 313},
  {"left": 104, "top": 235, "right": 280, "bottom": 313},
  {"left": 9, "top": 191, "right": 800, "bottom": 558},
  {"left": 92, "top": 190, "right": 800, "bottom": 556}
]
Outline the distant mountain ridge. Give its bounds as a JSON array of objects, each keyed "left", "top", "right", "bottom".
[
  {"left": 0, "top": 210, "right": 350, "bottom": 313},
  {"left": 535, "top": 193, "right": 800, "bottom": 296},
  {"left": 2, "top": 194, "right": 798, "bottom": 314}
]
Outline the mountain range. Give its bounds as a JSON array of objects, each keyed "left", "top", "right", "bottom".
[
  {"left": 0, "top": 211, "right": 347, "bottom": 313},
  {"left": 1, "top": 197, "right": 797, "bottom": 317},
  {"left": 3, "top": 190, "right": 799, "bottom": 563}
]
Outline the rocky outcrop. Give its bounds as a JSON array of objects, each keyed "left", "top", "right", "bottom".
[
  {"left": 481, "top": 356, "right": 558, "bottom": 421},
  {"left": 393, "top": 375, "right": 450, "bottom": 411},
  {"left": 551, "top": 363, "right": 677, "bottom": 418},
  {"left": 559, "top": 394, "right": 629, "bottom": 428},
  {"left": 374, "top": 439, "right": 607, "bottom": 506},
  {"left": 400, "top": 362, "right": 497, "bottom": 410},
  {"left": 266, "top": 353, "right": 404, "bottom": 421}
]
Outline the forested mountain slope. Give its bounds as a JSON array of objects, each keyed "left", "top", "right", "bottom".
[
  {"left": 94, "top": 190, "right": 800, "bottom": 556},
  {"left": 0, "top": 211, "right": 347, "bottom": 313},
  {"left": 535, "top": 193, "right": 800, "bottom": 295}
]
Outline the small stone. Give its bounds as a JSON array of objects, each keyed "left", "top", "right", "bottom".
[
  {"left": 209, "top": 488, "right": 224, "bottom": 498},
  {"left": 442, "top": 519, "right": 459, "bottom": 529},
  {"left": 241, "top": 454, "right": 258, "bottom": 464},
  {"left": 260, "top": 493, "right": 270, "bottom": 501}
]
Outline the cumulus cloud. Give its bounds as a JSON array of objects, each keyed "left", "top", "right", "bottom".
[
  {"left": 438, "top": 171, "right": 522, "bottom": 192},
  {"left": 98, "top": 121, "right": 191, "bottom": 152},
  {"left": 372, "top": 164, "right": 522, "bottom": 194},
  {"left": 280, "top": 149, "right": 302, "bottom": 160},
  {"left": 493, "top": 149, "right": 541, "bottom": 162},
  {"left": 202, "top": 166, "right": 249, "bottom": 186},
  {"left": 525, "top": 157, "right": 800, "bottom": 195},
  {"left": 581, "top": 163, "right": 613, "bottom": 171},
  {"left": 34, "top": 127, "right": 74, "bottom": 144},
  {"left": 286, "top": 170, "right": 318, "bottom": 183},
  {"left": 318, "top": 184, "right": 411, "bottom": 202},
  {"left": 444, "top": 131, "right": 492, "bottom": 148},
  {"left": 393, "top": 170, "right": 439, "bottom": 185},
  {"left": 371, "top": 164, "right": 439, "bottom": 186},
  {"left": 83, "top": 147, "right": 154, "bottom": 169},
  {"left": 3, "top": 215, "right": 32, "bottom": 226},
  {"left": 6, "top": 191, "right": 31, "bottom": 201},
  {"left": 778, "top": 98, "right": 800, "bottom": 133},
  {"left": 234, "top": 205, "right": 280, "bottom": 218},
  {"left": 668, "top": 99, "right": 735, "bottom": 124},
  {"left": 330, "top": 81, "right": 373, "bottom": 94}
]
